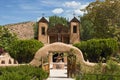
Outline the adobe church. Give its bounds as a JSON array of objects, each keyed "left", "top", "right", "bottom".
[{"left": 38, "top": 17, "right": 80, "bottom": 44}]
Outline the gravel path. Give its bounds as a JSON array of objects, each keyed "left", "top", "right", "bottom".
[{"left": 47, "top": 69, "right": 74, "bottom": 80}]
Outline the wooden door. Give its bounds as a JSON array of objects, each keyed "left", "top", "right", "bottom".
[{"left": 67, "top": 53, "right": 76, "bottom": 78}]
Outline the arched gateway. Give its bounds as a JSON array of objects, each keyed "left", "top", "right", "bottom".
[
  {"left": 30, "top": 42, "right": 86, "bottom": 66},
  {"left": 30, "top": 42, "right": 95, "bottom": 77}
]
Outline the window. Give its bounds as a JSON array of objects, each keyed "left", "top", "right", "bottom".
[
  {"left": 1, "top": 60, "right": 5, "bottom": 64},
  {"left": 9, "top": 59, "right": 11, "bottom": 64},
  {"left": 14, "top": 60, "right": 17, "bottom": 64},
  {"left": 73, "top": 26, "right": 77, "bottom": 33},
  {"left": 41, "top": 27, "right": 45, "bottom": 35}
]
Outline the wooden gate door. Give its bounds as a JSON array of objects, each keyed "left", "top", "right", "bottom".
[{"left": 67, "top": 53, "right": 76, "bottom": 78}]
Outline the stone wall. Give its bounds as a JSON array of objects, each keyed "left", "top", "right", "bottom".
[{"left": 5, "top": 21, "right": 35, "bottom": 40}]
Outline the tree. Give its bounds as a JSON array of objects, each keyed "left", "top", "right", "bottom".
[
  {"left": 81, "top": 0, "right": 120, "bottom": 39},
  {"left": 0, "top": 26, "right": 17, "bottom": 51},
  {"left": 49, "top": 16, "right": 68, "bottom": 27},
  {"left": 8, "top": 39, "right": 43, "bottom": 63},
  {"left": 80, "top": 16, "right": 94, "bottom": 41},
  {"left": 33, "top": 22, "right": 39, "bottom": 39}
]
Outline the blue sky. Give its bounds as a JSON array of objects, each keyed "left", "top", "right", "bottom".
[{"left": 0, "top": 0, "right": 95, "bottom": 25}]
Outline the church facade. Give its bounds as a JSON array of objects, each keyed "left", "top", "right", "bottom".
[{"left": 38, "top": 17, "right": 80, "bottom": 44}]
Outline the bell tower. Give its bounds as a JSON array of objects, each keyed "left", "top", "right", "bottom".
[
  {"left": 70, "top": 17, "right": 80, "bottom": 44},
  {"left": 38, "top": 17, "right": 49, "bottom": 44}
]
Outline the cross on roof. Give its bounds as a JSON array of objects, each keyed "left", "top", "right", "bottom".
[
  {"left": 73, "top": 13, "right": 76, "bottom": 17},
  {"left": 42, "top": 13, "right": 45, "bottom": 17}
]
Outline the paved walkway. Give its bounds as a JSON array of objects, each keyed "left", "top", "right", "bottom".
[{"left": 47, "top": 69, "right": 74, "bottom": 80}]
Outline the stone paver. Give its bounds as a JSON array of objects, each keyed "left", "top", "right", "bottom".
[{"left": 47, "top": 69, "right": 74, "bottom": 80}]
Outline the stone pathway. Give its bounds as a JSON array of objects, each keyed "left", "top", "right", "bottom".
[{"left": 47, "top": 69, "right": 74, "bottom": 80}]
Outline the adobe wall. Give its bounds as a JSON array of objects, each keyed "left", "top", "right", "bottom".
[
  {"left": 30, "top": 42, "right": 96, "bottom": 67},
  {"left": 38, "top": 22, "right": 48, "bottom": 44},
  {"left": 70, "top": 22, "right": 80, "bottom": 44},
  {"left": 0, "top": 53, "right": 18, "bottom": 66}
]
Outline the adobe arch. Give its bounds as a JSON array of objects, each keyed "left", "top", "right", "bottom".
[{"left": 30, "top": 42, "right": 95, "bottom": 67}]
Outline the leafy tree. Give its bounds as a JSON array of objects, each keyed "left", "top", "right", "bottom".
[
  {"left": 80, "top": 16, "right": 94, "bottom": 41},
  {"left": 81, "top": 0, "right": 120, "bottom": 39},
  {"left": 49, "top": 15, "right": 68, "bottom": 27},
  {"left": 8, "top": 39, "right": 43, "bottom": 63},
  {"left": 0, "top": 26, "right": 17, "bottom": 51},
  {"left": 33, "top": 22, "right": 38, "bottom": 39}
]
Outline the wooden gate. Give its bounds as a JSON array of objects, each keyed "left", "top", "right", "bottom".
[{"left": 67, "top": 52, "right": 76, "bottom": 78}]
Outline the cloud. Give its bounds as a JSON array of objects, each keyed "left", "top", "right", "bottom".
[
  {"left": 62, "top": 1, "right": 89, "bottom": 16},
  {"left": 52, "top": 8, "right": 64, "bottom": 14},
  {"left": 74, "top": 9, "right": 84, "bottom": 15},
  {"left": 40, "top": 0, "right": 63, "bottom": 7},
  {"left": 64, "top": 1, "right": 81, "bottom": 8},
  {"left": 41, "top": 0, "right": 54, "bottom": 5},
  {"left": 79, "top": 3, "right": 89, "bottom": 9},
  {"left": 64, "top": 1, "right": 89, "bottom": 9}
]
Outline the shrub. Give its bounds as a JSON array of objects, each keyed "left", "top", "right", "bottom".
[
  {"left": 105, "top": 60, "right": 120, "bottom": 75},
  {"left": 76, "top": 74, "right": 120, "bottom": 80},
  {"left": 76, "top": 60, "right": 120, "bottom": 80},
  {"left": 0, "top": 26, "right": 17, "bottom": 51},
  {"left": 8, "top": 39, "right": 43, "bottom": 63},
  {"left": 74, "top": 38, "right": 118, "bottom": 62},
  {"left": 0, "top": 65, "right": 48, "bottom": 80}
]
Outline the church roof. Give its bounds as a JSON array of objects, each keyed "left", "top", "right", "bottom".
[
  {"left": 70, "top": 17, "right": 80, "bottom": 23},
  {"left": 38, "top": 17, "right": 48, "bottom": 23},
  {"left": 47, "top": 24, "right": 69, "bottom": 34}
]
